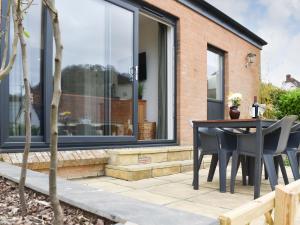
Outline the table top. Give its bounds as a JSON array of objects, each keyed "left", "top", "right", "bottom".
[
  {"left": 192, "top": 119, "right": 276, "bottom": 128},
  {"left": 192, "top": 119, "right": 276, "bottom": 123}
]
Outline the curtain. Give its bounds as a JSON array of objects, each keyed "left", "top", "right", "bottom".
[{"left": 157, "top": 24, "right": 168, "bottom": 139}]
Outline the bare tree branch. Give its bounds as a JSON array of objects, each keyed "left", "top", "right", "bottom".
[
  {"left": 21, "top": 0, "right": 34, "bottom": 13},
  {"left": 16, "top": 0, "right": 32, "bottom": 216},
  {"left": 43, "top": 0, "right": 64, "bottom": 224},
  {"left": 0, "top": 0, "right": 19, "bottom": 81}
]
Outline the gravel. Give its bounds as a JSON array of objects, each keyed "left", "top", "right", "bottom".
[{"left": 0, "top": 177, "right": 115, "bottom": 225}]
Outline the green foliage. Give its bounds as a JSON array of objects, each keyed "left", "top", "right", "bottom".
[
  {"left": 274, "top": 89, "right": 300, "bottom": 119},
  {"left": 24, "top": 30, "right": 30, "bottom": 38},
  {"left": 259, "top": 82, "right": 285, "bottom": 119},
  {"left": 138, "top": 82, "right": 144, "bottom": 99}
]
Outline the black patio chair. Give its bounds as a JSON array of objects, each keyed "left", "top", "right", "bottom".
[
  {"left": 193, "top": 127, "right": 247, "bottom": 193},
  {"left": 284, "top": 123, "right": 300, "bottom": 180},
  {"left": 230, "top": 115, "right": 298, "bottom": 193}
]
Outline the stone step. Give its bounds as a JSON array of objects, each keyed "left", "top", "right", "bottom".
[
  {"left": 105, "top": 157, "right": 211, "bottom": 181},
  {"left": 0, "top": 150, "right": 109, "bottom": 179},
  {"left": 107, "top": 146, "right": 193, "bottom": 166}
]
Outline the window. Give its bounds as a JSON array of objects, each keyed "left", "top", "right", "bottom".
[
  {"left": 0, "top": 0, "right": 176, "bottom": 148},
  {"left": 8, "top": 0, "right": 43, "bottom": 136},
  {"left": 56, "top": 0, "right": 134, "bottom": 136},
  {"left": 207, "top": 48, "right": 224, "bottom": 101}
]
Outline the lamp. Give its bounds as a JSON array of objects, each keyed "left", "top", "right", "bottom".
[{"left": 245, "top": 53, "right": 256, "bottom": 68}]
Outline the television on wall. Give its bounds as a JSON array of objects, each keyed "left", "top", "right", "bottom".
[{"left": 138, "top": 52, "right": 147, "bottom": 81}]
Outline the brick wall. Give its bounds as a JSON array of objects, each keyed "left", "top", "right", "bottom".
[{"left": 144, "top": 0, "right": 261, "bottom": 145}]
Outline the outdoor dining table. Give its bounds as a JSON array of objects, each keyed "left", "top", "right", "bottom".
[{"left": 192, "top": 119, "right": 276, "bottom": 199}]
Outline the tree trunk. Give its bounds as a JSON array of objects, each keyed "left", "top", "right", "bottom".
[
  {"left": 43, "top": 0, "right": 64, "bottom": 224},
  {"left": 0, "top": 0, "right": 18, "bottom": 81},
  {"left": 16, "top": 0, "right": 32, "bottom": 216}
]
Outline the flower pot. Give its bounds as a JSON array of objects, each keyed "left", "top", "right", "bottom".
[{"left": 229, "top": 106, "right": 240, "bottom": 119}]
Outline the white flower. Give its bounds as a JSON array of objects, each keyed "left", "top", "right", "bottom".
[
  {"left": 228, "top": 93, "right": 242, "bottom": 101},
  {"left": 228, "top": 92, "right": 242, "bottom": 107}
]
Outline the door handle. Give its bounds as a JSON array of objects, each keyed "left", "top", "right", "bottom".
[
  {"left": 134, "top": 66, "right": 139, "bottom": 81},
  {"left": 129, "top": 66, "right": 139, "bottom": 81}
]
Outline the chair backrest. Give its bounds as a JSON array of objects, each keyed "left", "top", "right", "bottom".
[
  {"left": 197, "top": 128, "right": 237, "bottom": 153},
  {"left": 287, "top": 123, "right": 300, "bottom": 151},
  {"left": 218, "top": 128, "right": 238, "bottom": 150},
  {"left": 197, "top": 128, "right": 220, "bottom": 153},
  {"left": 287, "top": 131, "right": 300, "bottom": 150},
  {"left": 264, "top": 116, "right": 298, "bottom": 154}
]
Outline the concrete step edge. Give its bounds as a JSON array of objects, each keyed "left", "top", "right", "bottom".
[{"left": 105, "top": 160, "right": 192, "bottom": 172}]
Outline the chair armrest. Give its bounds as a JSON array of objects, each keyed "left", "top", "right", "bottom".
[
  {"left": 262, "top": 120, "right": 282, "bottom": 135},
  {"left": 197, "top": 128, "right": 219, "bottom": 136},
  {"left": 220, "top": 128, "right": 250, "bottom": 134},
  {"left": 263, "top": 115, "right": 298, "bottom": 135},
  {"left": 291, "top": 122, "right": 300, "bottom": 132}
]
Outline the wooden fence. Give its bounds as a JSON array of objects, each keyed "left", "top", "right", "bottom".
[{"left": 219, "top": 179, "right": 300, "bottom": 225}]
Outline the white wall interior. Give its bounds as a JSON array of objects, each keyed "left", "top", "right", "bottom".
[
  {"left": 167, "top": 26, "right": 175, "bottom": 140},
  {"left": 139, "top": 13, "right": 175, "bottom": 140},
  {"left": 139, "top": 14, "right": 159, "bottom": 124}
]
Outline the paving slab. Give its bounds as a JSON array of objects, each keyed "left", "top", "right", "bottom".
[
  {"left": 120, "top": 190, "right": 178, "bottom": 205},
  {"left": 145, "top": 182, "right": 214, "bottom": 199},
  {"left": 167, "top": 200, "right": 228, "bottom": 219},
  {"left": 155, "top": 173, "right": 193, "bottom": 182},
  {"left": 0, "top": 162, "right": 217, "bottom": 225},
  {"left": 104, "top": 177, "right": 170, "bottom": 189}
]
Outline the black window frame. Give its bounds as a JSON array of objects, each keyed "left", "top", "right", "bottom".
[
  {"left": 0, "top": 0, "right": 46, "bottom": 148},
  {"left": 0, "top": 0, "right": 178, "bottom": 151},
  {"left": 207, "top": 45, "right": 225, "bottom": 103},
  {"left": 207, "top": 45, "right": 225, "bottom": 120}
]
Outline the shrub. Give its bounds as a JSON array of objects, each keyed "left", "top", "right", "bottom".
[
  {"left": 274, "top": 89, "right": 300, "bottom": 119},
  {"left": 259, "top": 83, "right": 286, "bottom": 119}
]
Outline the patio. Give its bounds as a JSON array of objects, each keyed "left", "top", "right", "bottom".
[{"left": 73, "top": 165, "right": 300, "bottom": 223}]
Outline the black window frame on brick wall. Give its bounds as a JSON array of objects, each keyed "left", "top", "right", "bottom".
[{"left": 0, "top": 0, "right": 178, "bottom": 152}]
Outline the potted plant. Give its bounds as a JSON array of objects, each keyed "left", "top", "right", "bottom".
[
  {"left": 228, "top": 93, "right": 242, "bottom": 119},
  {"left": 138, "top": 83, "right": 144, "bottom": 100}
]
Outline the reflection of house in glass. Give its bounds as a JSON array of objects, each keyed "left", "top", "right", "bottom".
[{"left": 58, "top": 64, "right": 135, "bottom": 136}]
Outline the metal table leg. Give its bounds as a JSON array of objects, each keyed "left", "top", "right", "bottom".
[
  {"left": 193, "top": 124, "right": 199, "bottom": 190},
  {"left": 254, "top": 121, "right": 262, "bottom": 199}
]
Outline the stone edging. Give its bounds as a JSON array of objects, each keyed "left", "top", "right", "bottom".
[{"left": 0, "top": 162, "right": 217, "bottom": 225}]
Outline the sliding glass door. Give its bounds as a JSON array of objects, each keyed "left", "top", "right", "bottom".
[
  {"left": 0, "top": 0, "right": 176, "bottom": 148},
  {"left": 56, "top": 0, "right": 139, "bottom": 141}
]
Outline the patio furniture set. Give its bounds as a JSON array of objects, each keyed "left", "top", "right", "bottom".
[{"left": 192, "top": 116, "right": 300, "bottom": 199}]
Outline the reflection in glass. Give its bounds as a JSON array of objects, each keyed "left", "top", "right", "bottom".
[
  {"left": 9, "top": 1, "right": 43, "bottom": 136},
  {"left": 207, "top": 50, "right": 223, "bottom": 100},
  {"left": 57, "top": 0, "right": 134, "bottom": 136}
]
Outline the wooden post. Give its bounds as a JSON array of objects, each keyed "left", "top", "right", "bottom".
[
  {"left": 218, "top": 191, "right": 275, "bottom": 225},
  {"left": 274, "top": 184, "right": 298, "bottom": 225},
  {"left": 219, "top": 215, "right": 231, "bottom": 225},
  {"left": 264, "top": 209, "right": 274, "bottom": 225}
]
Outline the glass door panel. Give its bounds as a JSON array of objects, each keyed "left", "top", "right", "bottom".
[{"left": 57, "top": 0, "right": 137, "bottom": 138}]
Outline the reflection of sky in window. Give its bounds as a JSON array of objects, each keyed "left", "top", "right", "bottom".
[
  {"left": 207, "top": 51, "right": 219, "bottom": 77},
  {"left": 9, "top": 0, "right": 42, "bottom": 95},
  {"left": 58, "top": 0, "right": 133, "bottom": 74}
]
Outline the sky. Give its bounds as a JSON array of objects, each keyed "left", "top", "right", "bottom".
[{"left": 206, "top": 0, "right": 300, "bottom": 87}]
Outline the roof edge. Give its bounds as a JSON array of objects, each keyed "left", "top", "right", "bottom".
[{"left": 177, "top": 0, "right": 268, "bottom": 49}]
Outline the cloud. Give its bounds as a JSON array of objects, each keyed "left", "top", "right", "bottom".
[
  {"left": 206, "top": 0, "right": 300, "bottom": 87},
  {"left": 206, "top": 0, "right": 250, "bottom": 24}
]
